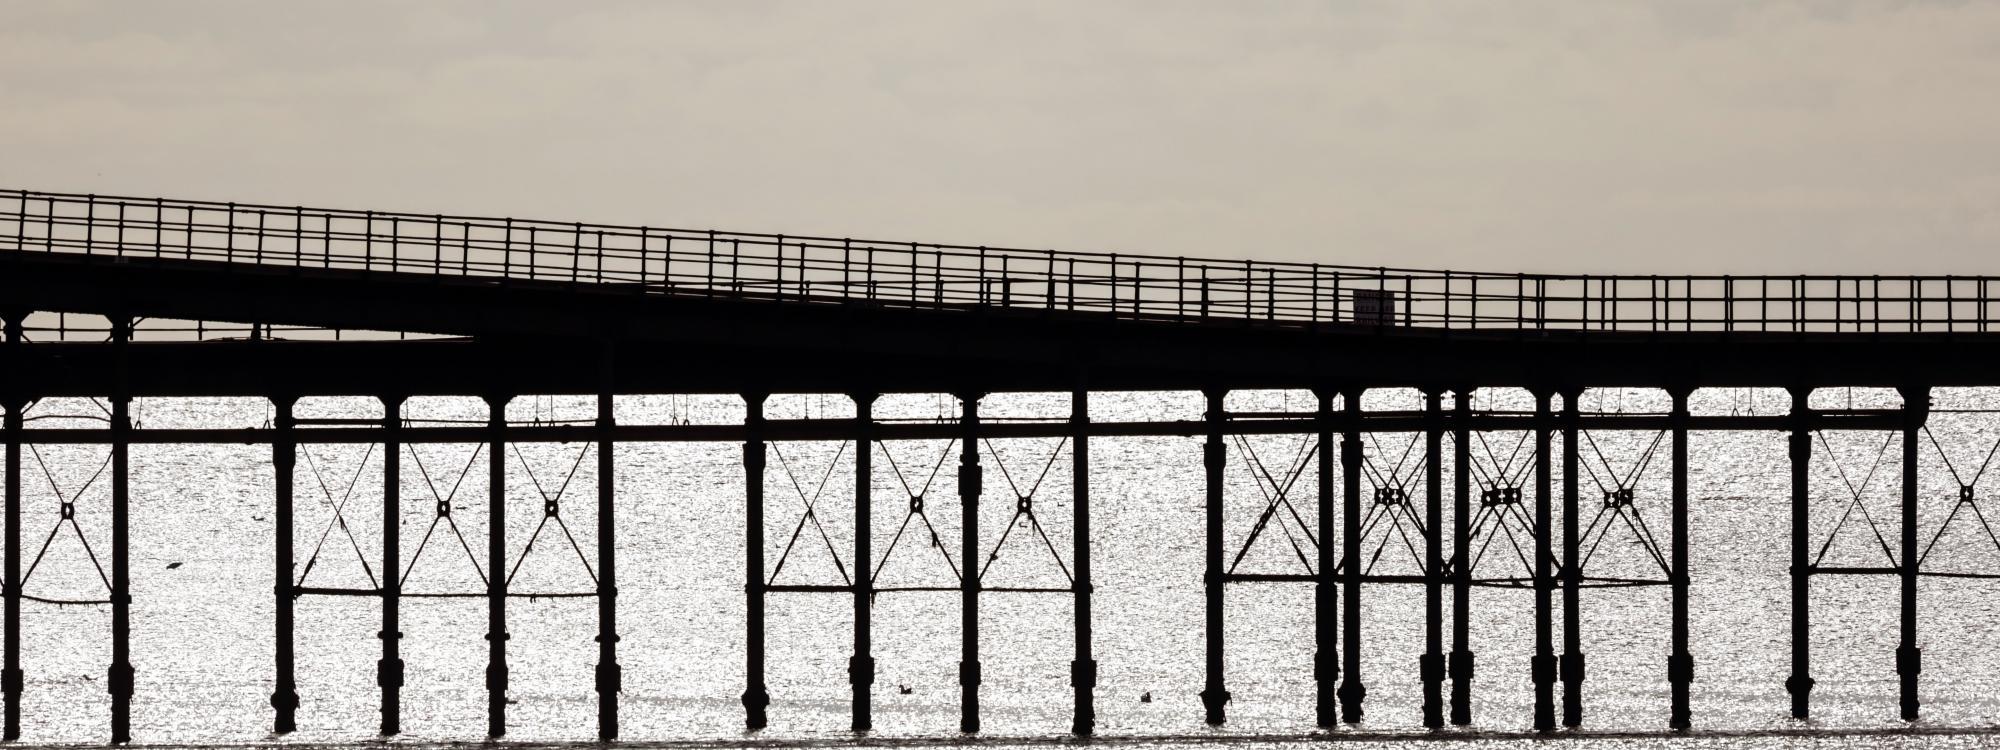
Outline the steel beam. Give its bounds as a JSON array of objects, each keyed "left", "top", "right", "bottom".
[
  {"left": 1070, "top": 391, "right": 1095, "bottom": 736},
  {"left": 269, "top": 396, "right": 297, "bottom": 733},
  {"left": 2, "top": 311, "right": 21, "bottom": 741},
  {"left": 1338, "top": 387, "right": 1365, "bottom": 724},
  {"left": 2, "top": 398, "right": 20, "bottom": 740},
  {"left": 3, "top": 412, "right": 1913, "bottom": 447},
  {"left": 379, "top": 396, "right": 404, "bottom": 735},
  {"left": 959, "top": 393, "right": 982, "bottom": 734},
  {"left": 1787, "top": 387, "right": 1813, "bottom": 719},
  {"left": 1532, "top": 390, "right": 1555, "bottom": 732},
  {"left": 742, "top": 394, "right": 769, "bottom": 730},
  {"left": 109, "top": 317, "right": 132, "bottom": 745},
  {"left": 595, "top": 369, "right": 619, "bottom": 741},
  {"left": 1422, "top": 390, "right": 1444, "bottom": 728},
  {"left": 1200, "top": 389, "right": 1228, "bottom": 725},
  {"left": 1668, "top": 388, "right": 1691, "bottom": 731},
  {"left": 1899, "top": 386, "right": 1927, "bottom": 721},
  {"left": 1560, "top": 388, "right": 1584, "bottom": 727},
  {"left": 1450, "top": 390, "right": 1473, "bottom": 725},
  {"left": 850, "top": 393, "right": 876, "bottom": 732},
  {"left": 1314, "top": 389, "right": 1336, "bottom": 727},
  {"left": 486, "top": 394, "right": 509, "bottom": 738}
]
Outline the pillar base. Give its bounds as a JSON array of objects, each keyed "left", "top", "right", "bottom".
[
  {"left": 1785, "top": 673, "right": 1813, "bottom": 719},
  {"left": 1337, "top": 680, "right": 1365, "bottom": 724},
  {"left": 849, "top": 654, "right": 874, "bottom": 731},
  {"left": 1532, "top": 653, "right": 1558, "bottom": 731},
  {"left": 1069, "top": 659, "right": 1096, "bottom": 735},
  {"left": 269, "top": 687, "right": 298, "bottom": 734},
  {"left": 1199, "top": 687, "right": 1229, "bottom": 725},
  {"left": 1562, "top": 652, "right": 1586, "bottom": 727},
  {"left": 1314, "top": 648, "right": 1339, "bottom": 727},
  {"left": 742, "top": 685, "right": 770, "bottom": 729},
  {"left": 1899, "top": 645, "right": 1921, "bottom": 721},
  {"left": 960, "top": 658, "right": 981, "bottom": 733},
  {"left": 1668, "top": 652, "right": 1693, "bottom": 729},
  {"left": 1420, "top": 652, "right": 1444, "bottom": 728},
  {"left": 1448, "top": 649, "right": 1474, "bottom": 725}
]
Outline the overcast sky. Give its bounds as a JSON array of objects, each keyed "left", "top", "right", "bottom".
[{"left": 4, "top": 1, "right": 1998, "bottom": 273}]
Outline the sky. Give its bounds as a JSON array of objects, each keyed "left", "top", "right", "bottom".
[{"left": 3, "top": 1, "right": 1998, "bottom": 274}]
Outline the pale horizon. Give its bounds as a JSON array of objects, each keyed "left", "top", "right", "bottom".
[{"left": 5, "top": 1, "right": 1998, "bottom": 275}]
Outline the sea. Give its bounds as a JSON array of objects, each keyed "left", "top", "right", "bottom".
[{"left": 12, "top": 386, "right": 2000, "bottom": 748}]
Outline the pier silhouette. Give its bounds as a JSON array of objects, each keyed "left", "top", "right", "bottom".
[{"left": 3, "top": 189, "right": 1999, "bottom": 741}]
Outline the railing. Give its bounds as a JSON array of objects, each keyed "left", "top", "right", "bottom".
[{"left": 4, "top": 188, "right": 1998, "bottom": 334}]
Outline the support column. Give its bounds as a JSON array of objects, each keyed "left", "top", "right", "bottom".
[
  {"left": 4, "top": 312, "right": 24, "bottom": 741},
  {"left": 595, "top": 371, "right": 619, "bottom": 740},
  {"left": 379, "top": 396, "right": 404, "bottom": 735},
  {"left": 1422, "top": 390, "right": 1444, "bottom": 728},
  {"left": 1899, "top": 386, "right": 1927, "bottom": 721},
  {"left": 851, "top": 393, "right": 876, "bottom": 732},
  {"left": 958, "top": 393, "right": 983, "bottom": 734},
  {"left": 1338, "top": 387, "right": 1365, "bottom": 724},
  {"left": 1313, "top": 389, "right": 1337, "bottom": 727},
  {"left": 743, "top": 393, "right": 770, "bottom": 730},
  {"left": 1668, "top": 388, "right": 1692, "bottom": 731},
  {"left": 1450, "top": 389, "right": 1473, "bottom": 725},
  {"left": 109, "top": 317, "right": 132, "bottom": 745},
  {"left": 1532, "top": 390, "right": 1555, "bottom": 732},
  {"left": 1070, "top": 391, "right": 1095, "bottom": 736},
  {"left": 1200, "top": 389, "right": 1228, "bottom": 725},
  {"left": 270, "top": 397, "right": 297, "bottom": 734},
  {"left": 1787, "top": 387, "right": 1813, "bottom": 719},
  {"left": 1561, "top": 388, "right": 1585, "bottom": 727},
  {"left": 485, "top": 395, "right": 508, "bottom": 738}
]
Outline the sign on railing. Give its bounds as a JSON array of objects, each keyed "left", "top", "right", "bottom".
[{"left": 1350, "top": 289, "right": 1401, "bottom": 326}]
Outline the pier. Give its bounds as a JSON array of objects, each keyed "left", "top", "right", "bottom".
[{"left": 4, "top": 189, "right": 2000, "bottom": 741}]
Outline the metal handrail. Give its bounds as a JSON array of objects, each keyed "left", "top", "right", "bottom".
[{"left": 3, "top": 188, "right": 1995, "bottom": 334}]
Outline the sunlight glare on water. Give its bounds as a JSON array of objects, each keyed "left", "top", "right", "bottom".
[{"left": 12, "top": 387, "right": 2000, "bottom": 748}]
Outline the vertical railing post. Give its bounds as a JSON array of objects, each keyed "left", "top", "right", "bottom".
[
  {"left": 108, "top": 315, "right": 132, "bottom": 745},
  {"left": 595, "top": 348, "right": 620, "bottom": 741},
  {"left": 1070, "top": 390, "right": 1095, "bottom": 735},
  {"left": 485, "top": 394, "right": 509, "bottom": 738},
  {"left": 850, "top": 393, "right": 877, "bottom": 732},
  {"left": 379, "top": 395, "right": 405, "bottom": 735},
  {"left": 1200, "top": 389, "right": 1228, "bottom": 725},
  {"left": 1532, "top": 389, "right": 1555, "bottom": 731},
  {"left": 1898, "top": 385, "right": 1928, "bottom": 721},
  {"left": 958, "top": 393, "right": 983, "bottom": 733},
  {"left": 1668, "top": 387, "right": 1692, "bottom": 730},
  {"left": 1787, "top": 386, "right": 1814, "bottom": 719},
  {"left": 1450, "top": 389, "right": 1474, "bottom": 725},
  {"left": 0, "top": 310, "right": 21, "bottom": 742},
  {"left": 1338, "top": 386, "right": 1365, "bottom": 724},
  {"left": 743, "top": 393, "right": 770, "bottom": 729},
  {"left": 1314, "top": 388, "right": 1337, "bottom": 727},
  {"left": 1421, "top": 389, "right": 1444, "bottom": 728},
  {"left": 1560, "top": 387, "right": 1585, "bottom": 727}
]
